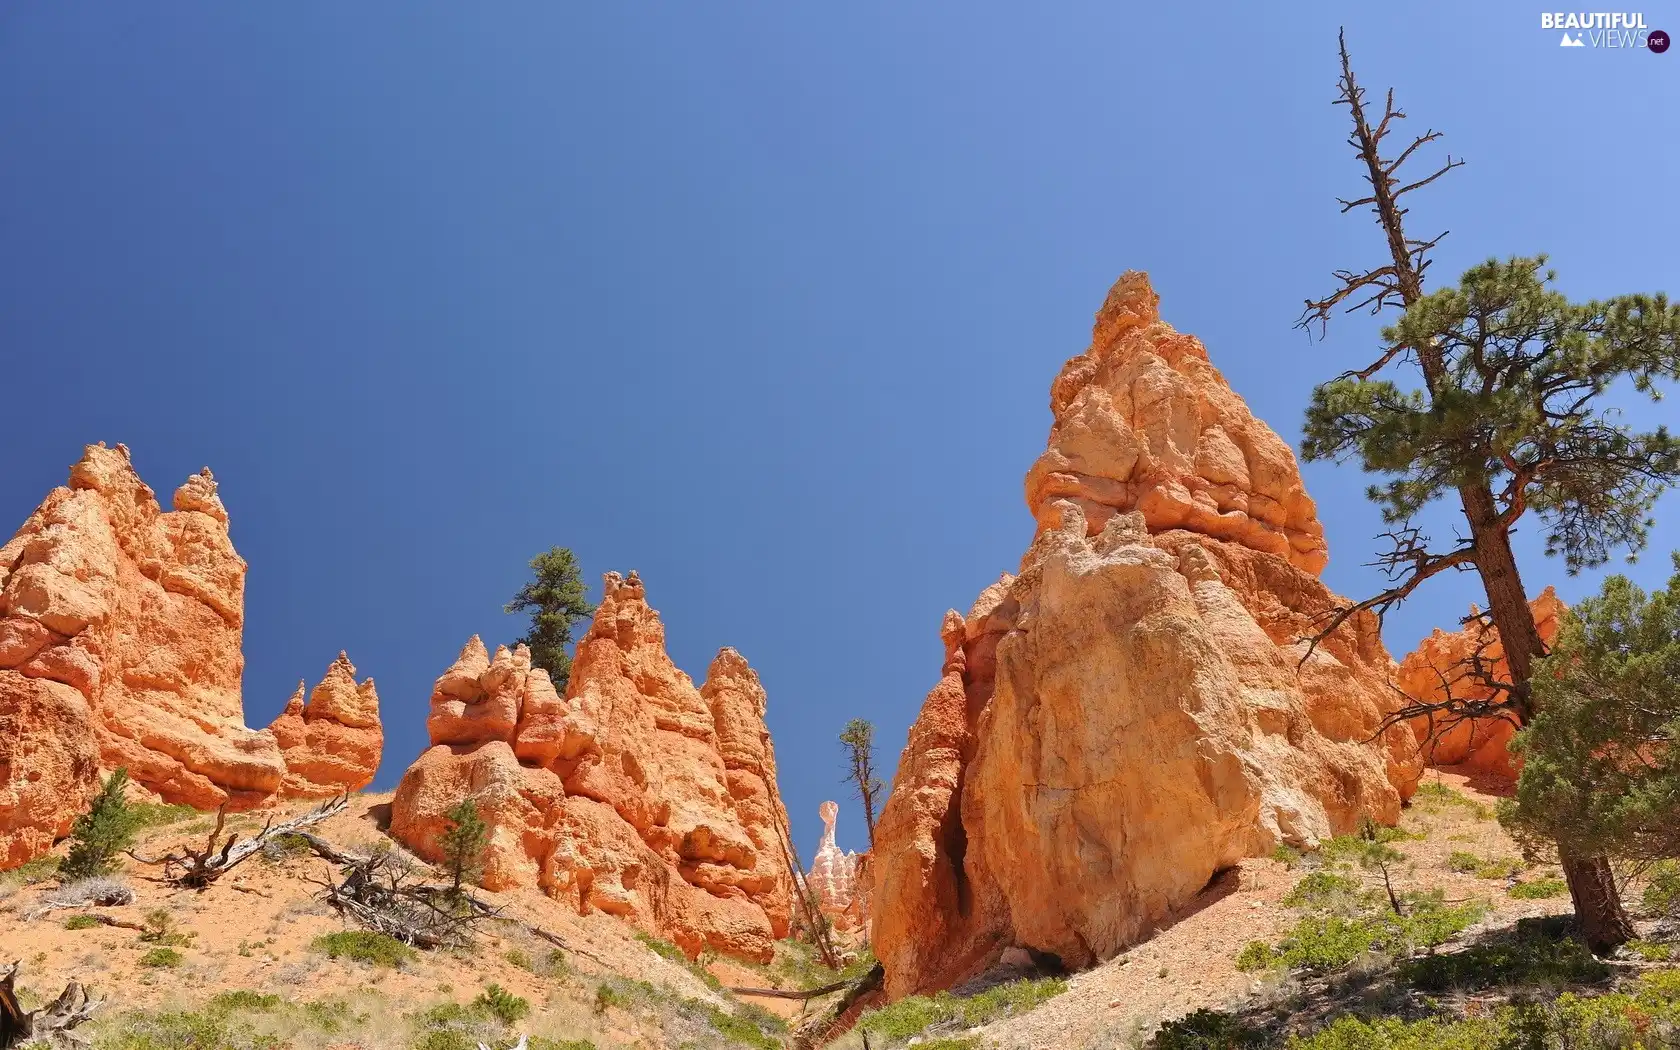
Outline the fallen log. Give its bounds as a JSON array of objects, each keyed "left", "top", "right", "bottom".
[{"left": 725, "top": 980, "right": 851, "bottom": 1000}]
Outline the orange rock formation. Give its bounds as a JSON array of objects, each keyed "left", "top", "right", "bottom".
[
  {"left": 390, "top": 572, "right": 795, "bottom": 962},
  {"left": 0, "top": 443, "right": 384, "bottom": 869},
  {"left": 268, "top": 653, "right": 383, "bottom": 798},
  {"left": 1395, "top": 588, "right": 1564, "bottom": 780},
  {"left": 870, "top": 274, "right": 1420, "bottom": 998}
]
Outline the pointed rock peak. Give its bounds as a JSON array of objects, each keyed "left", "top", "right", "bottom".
[
  {"left": 435, "top": 636, "right": 490, "bottom": 700},
  {"left": 706, "top": 646, "right": 755, "bottom": 683},
  {"left": 307, "top": 651, "right": 380, "bottom": 729},
  {"left": 68, "top": 442, "right": 158, "bottom": 507},
  {"left": 1092, "top": 270, "right": 1161, "bottom": 347},
  {"left": 284, "top": 681, "right": 307, "bottom": 715},
  {"left": 172, "top": 468, "right": 228, "bottom": 522}
]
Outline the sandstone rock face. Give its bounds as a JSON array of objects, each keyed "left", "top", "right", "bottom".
[
  {"left": 871, "top": 275, "right": 1420, "bottom": 998},
  {"left": 0, "top": 443, "right": 385, "bottom": 869},
  {"left": 1024, "top": 272, "right": 1329, "bottom": 575},
  {"left": 268, "top": 653, "right": 383, "bottom": 798},
  {"left": 809, "top": 801, "right": 868, "bottom": 935},
  {"left": 390, "top": 572, "right": 795, "bottom": 962},
  {"left": 1396, "top": 588, "right": 1564, "bottom": 780}
]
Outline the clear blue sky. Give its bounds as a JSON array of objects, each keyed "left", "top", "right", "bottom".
[{"left": 3, "top": 3, "right": 1676, "bottom": 859}]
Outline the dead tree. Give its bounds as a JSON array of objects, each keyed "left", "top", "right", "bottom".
[
  {"left": 129, "top": 793, "right": 349, "bottom": 889},
  {"left": 310, "top": 847, "right": 496, "bottom": 949},
  {"left": 0, "top": 963, "right": 101, "bottom": 1050}
]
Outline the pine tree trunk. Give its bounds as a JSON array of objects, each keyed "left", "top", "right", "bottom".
[
  {"left": 1459, "top": 483, "right": 1634, "bottom": 952},
  {"left": 1561, "top": 846, "right": 1636, "bottom": 952}
]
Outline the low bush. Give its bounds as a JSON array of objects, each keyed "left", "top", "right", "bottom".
[
  {"left": 309, "top": 930, "right": 419, "bottom": 968},
  {"left": 1508, "top": 877, "right": 1568, "bottom": 899},
  {"left": 65, "top": 914, "right": 102, "bottom": 930},
  {"left": 1401, "top": 917, "right": 1611, "bottom": 992},
  {"left": 1236, "top": 896, "right": 1487, "bottom": 974},
  {"left": 1152, "top": 1009, "right": 1267, "bottom": 1050},
  {"left": 856, "top": 977, "right": 1068, "bottom": 1044},
  {"left": 1644, "top": 860, "right": 1680, "bottom": 916},
  {"left": 471, "top": 985, "right": 530, "bottom": 1025},
  {"left": 139, "top": 947, "right": 184, "bottom": 968}
]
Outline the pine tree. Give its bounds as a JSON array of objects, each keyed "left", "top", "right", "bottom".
[
  {"left": 60, "top": 768, "right": 139, "bottom": 880},
  {"left": 504, "top": 547, "right": 594, "bottom": 693},
  {"left": 839, "top": 718, "right": 885, "bottom": 849},
  {"left": 1299, "top": 31, "right": 1680, "bottom": 950},
  {"left": 439, "top": 797, "right": 490, "bottom": 894},
  {"left": 1505, "top": 556, "right": 1680, "bottom": 866}
]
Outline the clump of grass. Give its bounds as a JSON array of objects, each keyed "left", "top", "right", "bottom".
[
  {"left": 129, "top": 802, "right": 199, "bottom": 830},
  {"left": 504, "top": 948, "right": 533, "bottom": 970},
  {"left": 309, "top": 930, "right": 419, "bottom": 968},
  {"left": 139, "top": 946, "right": 184, "bottom": 968},
  {"left": 856, "top": 977, "right": 1068, "bottom": 1044},
  {"left": 207, "top": 990, "right": 284, "bottom": 1014},
  {"left": 64, "top": 914, "right": 102, "bottom": 930},
  {"left": 1, "top": 856, "right": 61, "bottom": 886},
  {"left": 529, "top": 1040, "right": 598, "bottom": 1050},
  {"left": 1508, "top": 877, "right": 1568, "bottom": 899},
  {"left": 1627, "top": 938, "right": 1674, "bottom": 961},
  {"left": 102, "top": 1008, "right": 279, "bottom": 1050},
  {"left": 140, "top": 908, "right": 196, "bottom": 947},
  {"left": 635, "top": 930, "right": 721, "bottom": 990},
  {"left": 1411, "top": 780, "right": 1493, "bottom": 819}
]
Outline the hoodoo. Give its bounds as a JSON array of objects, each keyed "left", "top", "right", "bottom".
[
  {"left": 869, "top": 273, "right": 1422, "bottom": 997},
  {"left": 0, "top": 443, "right": 385, "bottom": 869},
  {"left": 390, "top": 571, "right": 795, "bottom": 962}
]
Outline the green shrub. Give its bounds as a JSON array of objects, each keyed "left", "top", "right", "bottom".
[
  {"left": 1402, "top": 918, "right": 1611, "bottom": 991},
  {"left": 529, "top": 1040, "right": 598, "bottom": 1050},
  {"left": 1236, "top": 896, "right": 1486, "bottom": 974},
  {"left": 140, "top": 909, "right": 195, "bottom": 946},
  {"left": 310, "top": 930, "right": 419, "bottom": 967},
  {"left": 471, "top": 985, "right": 530, "bottom": 1025},
  {"left": 2, "top": 856, "right": 61, "bottom": 886},
  {"left": 917, "top": 1040, "right": 981, "bottom": 1050},
  {"left": 139, "top": 947, "right": 184, "bottom": 968},
  {"left": 856, "top": 978, "right": 1067, "bottom": 1043},
  {"left": 1411, "top": 781, "right": 1493, "bottom": 819},
  {"left": 705, "top": 1004, "right": 780, "bottom": 1050},
  {"left": 1152, "top": 1009, "right": 1267, "bottom": 1049},
  {"left": 1628, "top": 939, "right": 1675, "bottom": 961},
  {"left": 101, "top": 1008, "right": 279, "bottom": 1050},
  {"left": 1508, "top": 877, "right": 1567, "bottom": 899},
  {"left": 1281, "top": 872, "right": 1361, "bottom": 909},
  {"left": 1447, "top": 851, "right": 1481, "bottom": 873},
  {"left": 635, "top": 931, "right": 688, "bottom": 963},
  {"left": 1234, "top": 941, "right": 1277, "bottom": 972},
  {"left": 65, "top": 914, "right": 102, "bottom": 930},
  {"left": 1270, "top": 844, "right": 1304, "bottom": 868},
  {"left": 207, "top": 991, "right": 283, "bottom": 1015},
  {"left": 504, "top": 948, "right": 533, "bottom": 970}
]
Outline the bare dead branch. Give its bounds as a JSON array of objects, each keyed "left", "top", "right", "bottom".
[{"left": 128, "top": 793, "right": 349, "bottom": 889}]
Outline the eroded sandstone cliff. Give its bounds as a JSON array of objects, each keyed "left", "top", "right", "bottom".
[
  {"left": 870, "top": 274, "right": 1421, "bottom": 998},
  {"left": 389, "top": 572, "right": 795, "bottom": 962},
  {"left": 1396, "top": 588, "right": 1564, "bottom": 780},
  {"left": 0, "top": 444, "right": 383, "bottom": 868}
]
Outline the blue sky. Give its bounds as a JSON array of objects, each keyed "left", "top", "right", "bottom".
[{"left": 3, "top": 3, "right": 1676, "bottom": 860}]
